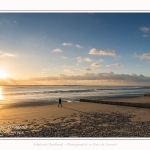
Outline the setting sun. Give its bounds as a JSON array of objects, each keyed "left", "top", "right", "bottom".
[{"left": 0, "top": 69, "right": 7, "bottom": 79}]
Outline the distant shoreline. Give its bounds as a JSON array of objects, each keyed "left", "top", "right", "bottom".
[{"left": 1, "top": 95, "right": 149, "bottom": 110}]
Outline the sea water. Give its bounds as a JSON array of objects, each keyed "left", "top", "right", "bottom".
[{"left": 0, "top": 85, "right": 150, "bottom": 108}]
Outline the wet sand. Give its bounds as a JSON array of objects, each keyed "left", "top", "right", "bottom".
[{"left": 0, "top": 96, "right": 150, "bottom": 137}]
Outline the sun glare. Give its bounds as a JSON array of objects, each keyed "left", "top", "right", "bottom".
[{"left": 0, "top": 69, "right": 7, "bottom": 79}]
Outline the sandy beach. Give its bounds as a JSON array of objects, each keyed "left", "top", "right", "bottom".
[{"left": 0, "top": 96, "right": 150, "bottom": 137}]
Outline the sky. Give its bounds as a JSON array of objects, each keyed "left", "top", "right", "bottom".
[{"left": 0, "top": 13, "right": 150, "bottom": 86}]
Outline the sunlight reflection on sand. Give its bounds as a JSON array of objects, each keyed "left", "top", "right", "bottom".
[{"left": 0, "top": 87, "right": 4, "bottom": 100}]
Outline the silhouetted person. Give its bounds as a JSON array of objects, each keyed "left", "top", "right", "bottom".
[{"left": 58, "top": 97, "right": 62, "bottom": 107}]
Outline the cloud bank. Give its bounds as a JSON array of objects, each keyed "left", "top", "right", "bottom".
[
  {"left": 1, "top": 72, "right": 150, "bottom": 85},
  {"left": 29, "top": 72, "right": 150, "bottom": 82}
]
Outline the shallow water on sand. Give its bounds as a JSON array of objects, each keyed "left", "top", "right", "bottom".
[{"left": 0, "top": 85, "right": 150, "bottom": 108}]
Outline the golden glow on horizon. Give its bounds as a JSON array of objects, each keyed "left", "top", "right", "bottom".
[
  {"left": 0, "top": 69, "right": 7, "bottom": 79},
  {"left": 0, "top": 88, "right": 4, "bottom": 100}
]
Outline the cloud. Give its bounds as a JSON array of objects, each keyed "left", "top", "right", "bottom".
[
  {"left": 142, "top": 54, "right": 150, "bottom": 59},
  {"left": 114, "top": 63, "right": 123, "bottom": 68},
  {"left": 106, "top": 63, "right": 123, "bottom": 68},
  {"left": 43, "top": 68, "right": 50, "bottom": 71},
  {"left": 1, "top": 19, "right": 11, "bottom": 26},
  {"left": 81, "top": 67, "right": 93, "bottom": 72},
  {"left": 0, "top": 51, "right": 16, "bottom": 57},
  {"left": 13, "top": 20, "right": 18, "bottom": 25},
  {"left": 52, "top": 48, "right": 62, "bottom": 52},
  {"left": 89, "top": 48, "right": 116, "bottom": 56},
  {"left": 106, "top": 64, "right": 111, "bottom": 67},
  {"left": 61, "top": 56, "right": 67, "bottom": 59},
  {"left": 62, "top": 43, "right": 83, "bottom": 48},
  {"left": 63, "top": 69, "right": 74, "bottom": 74},
  {"left": 4, "top": 53, "right": 16, "bottom": 57},
  {"left": 99, "top": 59, "right": 104, "bottom": 62},
  {"left": 84, "top": 57, "right": 92, "bottom": 62},
  {"left": 91, "top": 63, "right": 100, "bottom": 67},
  {"left": 62, "top": 43, "right": 73, "bottom": 46},
  {"left": 3, "top": 72, "right": 150, "bottom": 85},
  {"left": 134, "top": 53, "right": 150, "bottom": 60},
  {"left": 137, "top": 64, "right": 141, "bottom": 67},
  {"left": 140, "top": 27, "right": 150, "bottom": 33},
  {"left": 76, "top": 45, "right": 83, "bottom": 48},
  {"left": 143, "top": 34, "right": 150, "bottom": 38},
  {"left": 0, "top": 19, "right": 18, "bottom": 27},
  {"left": 77, "top": 57, "right": 83, "bottom": 63}
]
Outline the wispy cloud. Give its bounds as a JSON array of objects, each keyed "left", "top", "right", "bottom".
[
  {"left": 76, "top": 44, "right": 83, "bottom": 48},
  {"left": 13, "top": 20, "right": 18, "bottom": 25},
  {"left": 77, "top": 57, "right": 83, "bottom": 63},
  {"left": 62, "top": 43, "right": 83, "bottom": 49},
  {"left": 62, "top": 43, "right": 73, "bottom": 46},
  {"left": 98, "top": 59, "right": 104, "bottom": 62},
  {"left": 143, "top": 34, "right": 150, "bottom": 38},
  {"left": 91, "top": 63, "right": 100, "bottom": 67},
  {"left": 81, "top": 67, "right": 93, "bottom": 72},
  {"left": 0, "top": 51, "right": 16, "bottom": 57},
  {"left": 106, "top": 63, "right": 123, "bottom": 68},
  {"left": 52, "top": 48, "right": 62, "bottom": 52},
  {"left": 4, "top": 53, "right": 16, "bottom": 57},
  {"left": 140, "top": 27, "right": 150, "bottom": 33},
  {"left": 61, "top": 56, "right": 67, "bottom": 59},
  {"left": 106, "top": 64, "right": 111, "bottom": 67},
  {"left": 114, "top": 63, "right": 123, "bottom": 68},
  {"left": 134, "top": 53, "right": 150, "bottom": 60},
  {"left": 84, "top": 57, "right": 92, "bottom": 62},
  {"left": 89, "top": 48, "right": 116, "bottom": 56},
  {"left": 63, "top": 69, "right": 74, "bottom": 74},
  {"left": 137, "top": 64, "right": 141, "bottom": 67},
  {"left": 43, "top": 68, "right": 50, "bottom": 71},
  {"left": 0, "top": 18, "right": 18, "bottom": 27}
]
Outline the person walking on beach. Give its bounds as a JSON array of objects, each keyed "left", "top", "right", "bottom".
[{"left": 58, "top": 97, "right": 62, "bottom": 107}]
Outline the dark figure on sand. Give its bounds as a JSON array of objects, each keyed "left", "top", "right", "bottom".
[{"left": 58, "top": 97, "right": 62, "bottom": 107}]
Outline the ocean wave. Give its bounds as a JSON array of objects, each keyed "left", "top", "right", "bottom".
[
  {"left": 3, "top": 89, "right": 96, "bottom": 96},
  {"left": 97, "top": 86, "right": 150, "bottom": 90},
  {"left": 2, "top": 86, "right": 150, "bottom": 96}
]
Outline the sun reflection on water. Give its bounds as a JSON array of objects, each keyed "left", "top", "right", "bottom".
[{"left": 0, "top": 87, "right": 4, "bottom": 100}]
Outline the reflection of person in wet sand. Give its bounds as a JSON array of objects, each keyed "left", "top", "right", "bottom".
[{"left": 58, "top": 97, "right": 62, "bottom": 107}]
